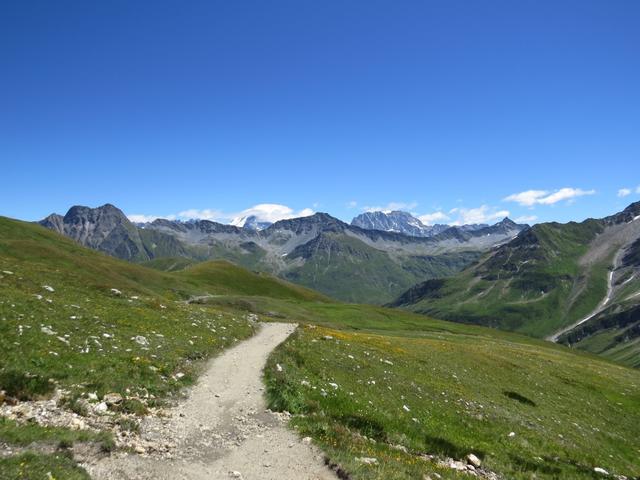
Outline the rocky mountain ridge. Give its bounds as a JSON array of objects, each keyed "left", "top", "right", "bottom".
[{"left": 38, "top": 204, "right": 527, "bottom": 303}]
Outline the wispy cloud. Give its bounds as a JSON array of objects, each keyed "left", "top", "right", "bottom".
[
  {"left": 504, "top": 187, "right": 595, "bottom": 207},
  {"left": 417, "top": 211, "right": 449, "bottom": 225},
  {"left": 448, "top": 205, "right": 510, "bottom": 225},
  {"left": 127, "top": 214, "right": 174, "bottom": 223},
  {"left": 362, "top": 201, "right": 418, "bottom": 213},
  {"left": 128, "top": 203, "right": 314, "bottom": 225},
  {"left": 346, "top": 200, "right": 358, "bottom": 209},
  {"left": 177, "top": 209, "right": 225, "bottom": 221},
  {"left": 618, "top": 188, "right": 632, "bottom": 198},
  {"left": 229, "top": 204, "right": 314, "bottom": 225}
]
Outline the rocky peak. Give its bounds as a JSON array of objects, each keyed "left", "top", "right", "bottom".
[{"left": 39, "top": 204, "right": 148, "bottom": 262}]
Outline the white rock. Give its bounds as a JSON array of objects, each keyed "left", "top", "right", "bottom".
[
  {"left": 103, "top": 392, "right": 123, "bottom": 405},
  {"left": 94, "top": 402, "right": 108, "bottom": 414},
  {"left": 42, "top": 285, "right": 55, "bottom": 292},
  {"left": 329, "top": 382, "right": 338, "bottom": 389},
  {"left": 87, "top": 392, "right": 98, "bottom": 401},
  {"left": 594, "top": 467, "right": 609, "bottom": 475},
  {"left": 356, "top": 457, "right": 378, "bottom": 465},
  {"left": 276, "top": 363, "right": 283, "bottom": 372},
  {"left": 133, "top": 335, "right": 149, "bottom": 346},
  {"left": 2, "top": 270, "right": 13, "bottom": 275},
  {"left": 110, "top": 288, "right": 122, "bottom": 295},
  {"left": 403, "top": 404, "right": 410, "bottom": 412},
  {"left": 466, "top": 453, "right": 482, "bottom": 468},
  {"left": 41, "top": 326, "right": 56, "bottom": 335},
  {"left": 301, "top": 436, "right": 312, "bottom": 445},
  {"left": 508, "top": 431, "right": 516, "bottom": 437}
]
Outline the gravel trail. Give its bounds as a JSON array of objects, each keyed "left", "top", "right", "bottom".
[{"left": 86, "top": 322, "right": 336, "bottom": 480}]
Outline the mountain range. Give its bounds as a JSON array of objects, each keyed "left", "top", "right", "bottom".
[{"left": 39, "top": 204, "right": 526, "bottom": 304}]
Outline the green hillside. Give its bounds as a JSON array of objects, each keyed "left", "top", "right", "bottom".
[{"left": 265, "top": 317, "right": 640, "bottom": 479}]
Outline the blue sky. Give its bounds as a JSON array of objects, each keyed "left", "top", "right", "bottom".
[{"left": 1, "top": 1, "right": 639, "bottom": 226}]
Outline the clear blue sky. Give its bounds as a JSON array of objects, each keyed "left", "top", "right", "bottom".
[{"left": 1, "top": 1, "right": 639, "bottom": 225}]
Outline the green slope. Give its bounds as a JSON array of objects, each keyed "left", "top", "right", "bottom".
[{"left": 284, "top": 233, "right": 481, "bottom": 304}]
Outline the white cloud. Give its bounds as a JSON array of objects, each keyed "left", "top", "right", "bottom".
[
  {"left": 618, "top": 188, "right": 632, "bottom": 197},
  {"left": 363, "top": 201, "right": 418, "bottom": 213},
  {"left": 417, "top": 211, "right": 449, "bottom": 225},
  {"left": 504, "top": 187, "right": 595, "bottom": 206},
  {"left": 346, "top": 200, "right": 358, "bottom": 209},
  {"left": 128, "top": 203, "right": 314, "bottom": 226},
  {"left": 502, "top": 190, "right": 549, "bottom": 207},
  {"left": 127, "top": 214, "right": 160, "bottom": 223},
  {"left": 229, "top": 204, "right": 314, "bottom": 225},
  {"left": 448, "top": 205, "right": 510, "bottom": 225},
  {"left": 515, "top": 215, "right": 538, "bottom": 224}
]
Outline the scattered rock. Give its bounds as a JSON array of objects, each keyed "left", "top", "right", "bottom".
[
  {"left": 301, "top": 436, "right": 312, "bottom": 445},
  {"left": 94, "top": 402, "right": 108, "bottom": 414},
  {"left": 110, "top": 288, "right": 122, "bottom": 295},
  {"left": 356, "top": 457, "right": 378, "bottom": 465},
  {"left": 594, "top": 467, "right": 609, "bottom": 476},
  {"left": 447, "top": 459, "right": 467, "bottom": 471},
  {"left": 42, "top": 285, "right": 55, "bottom": 292}
]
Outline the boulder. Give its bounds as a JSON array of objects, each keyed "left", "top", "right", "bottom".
[
  {"left": 103, "top": 392, "right": 123, "bottom": 406},
  {"left": 466, "top": 453, "right": 482, "bottom": 468}
]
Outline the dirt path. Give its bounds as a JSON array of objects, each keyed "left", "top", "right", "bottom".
[{"left": 86, "top": 323, "right": 336, "bottom": 480}]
